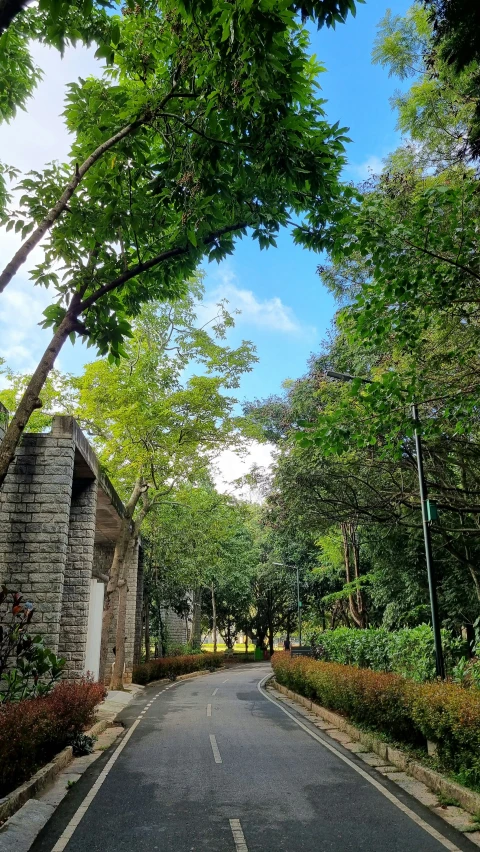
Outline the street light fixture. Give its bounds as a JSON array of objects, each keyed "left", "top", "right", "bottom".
[
  {"left": 325, "top": 370, "right": 445, "bottom": 680},
  {"left": 273, "top": 561, "right": 302, "bottom": 648}
]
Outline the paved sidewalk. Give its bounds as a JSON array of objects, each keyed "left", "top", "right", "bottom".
[{"left": 0, "top": 685, "right": 144, "bottom": 852}]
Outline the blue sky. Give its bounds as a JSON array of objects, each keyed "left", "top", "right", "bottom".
[
  {"left": 198, "top": 0, "right": 412, "bottom": 406},
  {"left": 0, "top": 1, "right": 412, "bottom": 411}
]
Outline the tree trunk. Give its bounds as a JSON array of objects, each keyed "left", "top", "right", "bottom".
[
  {"left": 191, "top": 587, "right": 202, "bottom": 650},
  {"left": 99, "top": 478, "right": 148, "bottom": 684},
  {"left": 211, "top": 582, "right": 217, "bottom": 653},
  {"left": 341, "top": 522, "right": 366, "bottom": 629},
  {"left": 111, "top": 572, "right": 129, "bottom": 690},
  {"left": 98, "top": 521, "right": 132, "bottom": 684},
  {"left": 351, "top": 524, "right": 366, "bottom": 627},
  {"left": 0, "top": 316, "right": 74, "bottom": 487},
  {"left": 144, "top": 597, "right": 150, "bottom": 662},
  {"left": 268, "top": 625, "right": 274, "bottom": 656}
]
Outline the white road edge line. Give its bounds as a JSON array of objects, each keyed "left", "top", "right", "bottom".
[
  {"left": 212, "top": 687, "right": 218, "bottom": 696},
  {"left": 207, "top": 703, "right": 212, "bottom": 717},
  {"left": 230, "top": 818, "right": 248, "bottom": 852},
  {"left": 209, "top": 733, "right": 222, "bottom": 764},
  {"left": 257, "top": 676, "right": 462, "bottom": 852},
  {"left": 51, "top": 684, "right": 179, "bottom": 851}
]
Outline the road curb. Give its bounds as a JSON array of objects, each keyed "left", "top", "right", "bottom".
[
  {"left": 273, "top": 680, "right": 480, "bottom": 817},
  {"left": 0, "top": 746, "right": 73, "bottom": 825}
]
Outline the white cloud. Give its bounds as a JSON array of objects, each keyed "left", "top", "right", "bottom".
[
  {"left": 203, "top": 268, "right": 316, "bottom": 338},
  {"left": 347, "top": 154, "right": 385, "bottom": 180},
  {"left": 212, "top": 439, "right": 275, "bottom": 502}
]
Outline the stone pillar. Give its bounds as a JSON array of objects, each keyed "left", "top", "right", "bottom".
[
  {"left": 0, "top": 433, "right": 75, "bottom": 652},
  {"left": 133, "top": 544, "right": 144, "bottom": 666},
  {"left": 124, "top": 538, "right": 140, "bottom": 682},
  {"left": 93, "top": 543, "right": 115, "bottom": 682},
  {"left": 58, "top": 478, "right": 98, "bottom": 678}
]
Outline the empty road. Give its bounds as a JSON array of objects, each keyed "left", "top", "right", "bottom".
[{"left": 31, "top": 664, "right": 477, "bottom": 852}]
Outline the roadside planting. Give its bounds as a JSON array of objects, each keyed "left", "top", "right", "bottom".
[{"left": 272, "top": 654, "right": 480, "bottom": 791}]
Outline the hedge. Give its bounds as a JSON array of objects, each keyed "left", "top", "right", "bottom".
[
  {"left": 312, "top": 625, "right": 464, "bottom": 682},
  {"left": 132, "top": 653, "right": 224, "bottom": 685},
  {"left": 272, "top": 654, "right": 480, "bottom": 790},
  {"left": 0, "top": 679, "right": 106, "bottom": 797}
]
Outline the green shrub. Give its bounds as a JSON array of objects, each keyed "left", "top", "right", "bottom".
[
  {"left": 0, "top": 679, "right": 105, "bottom": 797},
  {"left": 313, "top": 625, "right": 464, "bottom": 682},
  {"left": 132, "top": 653, "right": 224, "bottom": 685},
  {"left": 272, "top": 655, "right": 480, "bottom": 790},
  {"left": 0, "top": 586, "right": 65, "bottom": 702}
]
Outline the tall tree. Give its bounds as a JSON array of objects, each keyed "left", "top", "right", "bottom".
[
  {"left": 68, "top": 283, "right": 255, "bottom": 685},
  {"left": 0, "top": 0, "right": 352, "bottom": 486}
]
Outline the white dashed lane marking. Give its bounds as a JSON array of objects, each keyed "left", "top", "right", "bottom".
[
  {"left": 230, "top": 818, "right": 248, "bottom": 852},
  {"left": 207, "top": 703, "right": 212, "bottom": 717},
  {"left": 222, "top": 678, "right": 229, "bottom": 683},
  {"left": 209, "top": 734, "right": 222, "bottom": 764},
  {"left": 212, "top": 687, "right": 218, "bottom": 696}
]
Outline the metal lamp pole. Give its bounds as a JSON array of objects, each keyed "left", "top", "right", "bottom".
[
  {"left": 325, "top": 371, "right": 445, "bottom": 679},
  {"left": 411, "top": 404, "right": 445, "bottom": 679},
  {"left": 274, "top": 562, "right": 302, "bottom": 648}
]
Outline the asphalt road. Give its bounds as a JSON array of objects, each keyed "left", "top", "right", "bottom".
[{"left": 31, "top": 664, "right": 478, "bottom": 852}]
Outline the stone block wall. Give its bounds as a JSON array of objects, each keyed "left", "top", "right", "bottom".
[
  {"left": 124, "top": 539, "right": 140, "bottom": 682},
  {"left": 133, "top": 545, "right": 144, "bottom": 666},
  {"left": 162, "top": 607, "right": 188, "bottom": 645},
  {"left": 0, "top": 417, "right": 142, "bottom": 685},
  {"left": 0, "top": 434, "right": 75, "bottom": 652},
  {"left": 58, "top": 479, "right": 98, "bottom": 677}
]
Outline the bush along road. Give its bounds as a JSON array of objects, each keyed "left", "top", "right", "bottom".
[{"left": 22, "top": 664, "right": 480, "bottom": 852}]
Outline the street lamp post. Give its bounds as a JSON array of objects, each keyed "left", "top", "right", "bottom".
[
  {"left": 273, "top": 562, "right": 302, "bottom": 648},
  {"left": 325, "top": 370, "right": 445, "bottom": 679},
  {"left": 411, "top": 404, "right": 445, "bottom": 680}
]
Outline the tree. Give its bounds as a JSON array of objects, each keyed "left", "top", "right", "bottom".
[
  {"left": 141, "top": 485, "right": 258, "bottom": 655},
  {"left": 372, "top": 5, "right": 477, "bottom": 171},
  {"left": 66, "top": 283, "right": 255, "bottom": 685},
  {"left": 0, "top": 0, "right": 353, "bottom": 487},
  {"left": 0, "top": 0, "right": 115, "bottom": 122},
  {"left": 423, "top": 0, "right": 480, "bottom": 157},
  {"left": 201, "top": 503, "right": 259, "bottom": 650}
]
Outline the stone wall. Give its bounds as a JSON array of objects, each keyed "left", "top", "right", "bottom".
[
  {"left": 162, "top": 607, "right": 188, "bottom": 646},
  {"left": 0, "top": 417, "right": 142, "bottom": 685},
  {"left": 0, "top": 433, "right": 75, "bottom": 652},
  {"left": 124, "top": 539, "right": 140, "bottom": 681},
  {"left": 58, "top": 479, "right": 98, "bottom": 677},
  {"left": 133, "top": 544, "right": 144, "bottom": 666}
]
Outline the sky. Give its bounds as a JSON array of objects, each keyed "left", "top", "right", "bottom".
[{"left": 0, "top": 0, "right": 412, "bottom": 491}]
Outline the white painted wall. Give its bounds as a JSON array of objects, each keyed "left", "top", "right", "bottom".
[{"left": 84, "top": 579, "right": 105, "bottom": 680}]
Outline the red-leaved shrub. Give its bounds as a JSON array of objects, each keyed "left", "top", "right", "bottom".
[
  {"left": 0, "top": 679, "right": 105, "bottom": 797},
  {"left": 272, "top": 654, "right": 480, "bottom": 790},
  {"left": 132, "top": 653, "right": 224, "bottom": 685}
]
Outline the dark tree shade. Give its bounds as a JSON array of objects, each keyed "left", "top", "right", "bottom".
[{"left": 425, "top": 0, "right": 480, "bottom": 157}]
